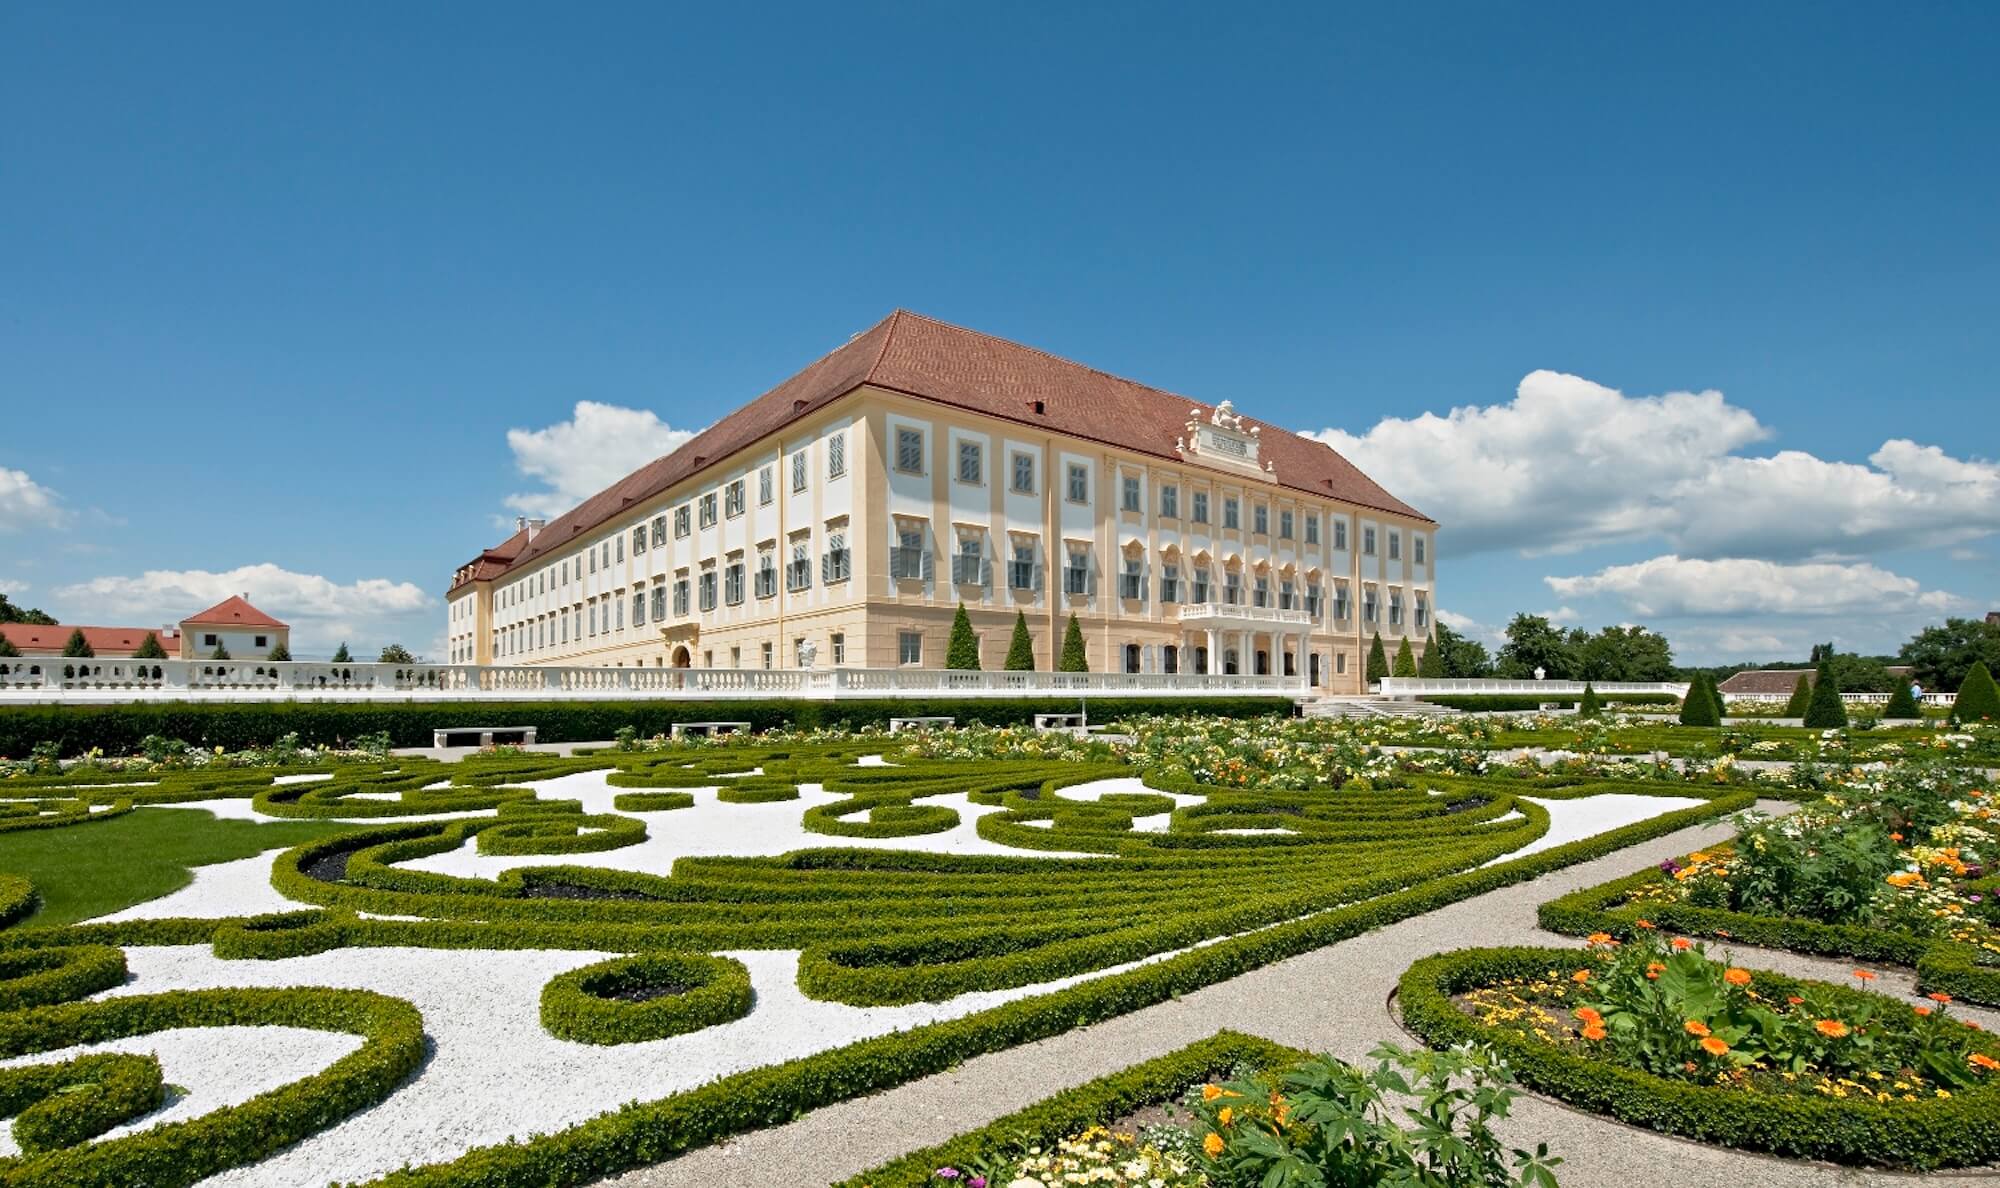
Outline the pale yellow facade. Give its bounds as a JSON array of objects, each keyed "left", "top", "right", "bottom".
[{"left": 446, "top": 387, "right": 1434, "bottom": 693}]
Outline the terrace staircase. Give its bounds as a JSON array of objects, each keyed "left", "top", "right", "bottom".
[{"left": 1297, "top": 696, "right": 1459, "bottom": 720}]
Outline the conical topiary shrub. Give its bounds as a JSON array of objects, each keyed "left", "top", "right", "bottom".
[
  {"left": 1953, "top": 662, "right": 2000, "bottom": 724},
  {"left": 61, "top": 629, "right": 94, "bottom": 659},
  {"left": 1366, "top": 633, "right": 1389, "bottom": 685},
  {"left": 267, "top": 642, "right": 292, "bottom": 662},
  {"left": 1418, "top": 633, "right": 1444, "bottom": 678},
  {"left": 133, "top": 632, "right": 168, "bottom": 660},
  {"left": 1708, "top": 672, "right": 1729, "bottom": 720},
  {"left": 1058, "top": 613, "right": 1088, "bottom": 673},
  {"left": 1782, "top": 672, "right": 1812, "bottom": 718},
  {"left": 1577, "top": 682, "right": 1603, "bottom": 718},
  {"left": 1679, "top": 673, "right": 1720, "bottom": 727},
  {"left": 1392, "top": 638, "right": 1417, "bottom": 678},
  {"left": 1803, "top": 660, "right": 1849, "bottom": 729},
  {"left": 945, "top": 603, "right": 981, "bottom": 670},
  {"left": 1881, "top": 681, "right": 1921, "bottom": 720},
  {"left": 1004, "top": 611, "right": 1035, "bottom": 671},
  {"left": 331, "top": 642, "right": 353, "bottom": 663}
]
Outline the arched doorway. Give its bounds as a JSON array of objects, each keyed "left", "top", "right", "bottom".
[{"left": 671, "top": 646, "right": 692, "bottom": 668}]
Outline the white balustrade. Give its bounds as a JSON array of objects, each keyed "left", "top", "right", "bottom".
[{"left": 1376, "top": 678, "right": 1690, "bottom": 699}]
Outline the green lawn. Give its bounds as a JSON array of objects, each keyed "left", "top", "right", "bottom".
[{"left": 0, "top": 807, "right": 353, "bottom": 926}]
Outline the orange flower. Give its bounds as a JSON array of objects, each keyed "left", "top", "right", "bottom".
[
  {"left": 1816, "top": 1019, "right": 1851, "bottom": 1038},
  {"left": 1786, "top": 995, "right": 1805, "bottom": 1006},
  {"left": 1634, "top": 919, "right": 1656, "bottom": 930},
  {"left": 1915, "top": 1005, "right": 1933, "bottom": 1017},
  {"left": 1218, "top": 1106, "right": 1234, "bottom": 1127},
  {"left": 1575, "top": 1007, "right": 1603, "bottom": 1026},
  {"left": 1202, "top": 1083, "right": 1222, "bottom": 1102},
  {"left": 1930, "top": 992, "right": 1954, "bottom": 1005},
  {"left": 1587, "top": 932, "right": 1617, "bottom": 946},
  {"left": 1204, "top": 1132, "right": 1226, "bottom": 1157},
  {"left": 1852, "top": 969, "right": 1878, "bottom": 982},
  {"left": 1972, "top": 1053, "right": 2000, "bottom": 1072},
  {"left": 1582, "top": 1022, "right": 1608, "bottom": 1041},
  {"left": 1715, "top": 929, "right": 1732, "bottom": 939},
  {"left": 1890, "top": 832, "right": 1904, "bottom": 842},
  {"left": 1723, "top": 968, "right": 1752, "bottom": 987},
  {"left": 1646, "top": 962, "right": 1665, "bottom": 981},
  {"left": 1700, "top": 1036, "right": 1731, "bottom": 1057},
  {"left": 1671, "top": 937, "right": 1693, "bottom": 951},
  {"left": 1571, "top": 969, "right": 1591, "bottom": 984},
  {"left": 1684, "top": 1019, "right": 1712, "bottom": 1037}
]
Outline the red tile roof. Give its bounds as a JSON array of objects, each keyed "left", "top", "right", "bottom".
[
  {"left": 1715, "top": 669, "right": 1813, "bottom": 697},
  {"left": 181, "top": 595, "right": 288, "bottom": 629},
  {"left": 453, "top": 526, "right": 532, "bottom": 589},
  {"left": 0, "top": 624, "right": 180, "bottom": 656},
  {"left": 477, "top": 310, "right": 1430, "bottom": 585}
]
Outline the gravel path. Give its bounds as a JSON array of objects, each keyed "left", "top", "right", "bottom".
[{"left": 605, "top": 802, "right": 2000, "bottom": 1188}]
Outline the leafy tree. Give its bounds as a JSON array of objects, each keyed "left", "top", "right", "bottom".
[
  {"left": 1678, "top": 672, "right": 1720, "bottom": 727},
  {"left": 0, "top": 634, "right": 18, "bottom": 658},
  {"left": 1417, "top": 632, "right": 1444, "bottom": 678},
  {"left": 1577, "top": 682, "right": 1603, "bottom": 718},
  {"left": 1782, "top": 672, "right": 1813, "bottom": 717},
  {"left": 208, "top": 644, "right": 231, "bottom": 660},
  {"left": 0, "top": 593, "right": 56, "bottom": 625},
  {"left": 132, "top": 632, "right": 168, "bottom": 660},
  {"left": 266, "top": 642, "right": 292, "bottom": 661},
  {"left": 1574, "top": 624, "right": 1677, "bottom": 682},
  {"left": 378, "top": 644, "right": 415, "bottom": 664},
  {"left": 1058, "top": 613, "right": 1088, "bottom": 673},
  {"left": 331, "top": 642, "right": 353, "bottom": 664},
  {"left": 1953, "top": 662, "right": 2000, "bottom": 724},
  {"left": 1365, "top": 633, "right": 1389, "bottom": 684},
  {"left": 1821, "top": 652, "right": 1895, "bottom": 694},
  {"left": 61, "top": 629, "right": 94, "bottom": 658},
  {"left": 945, "top": 603, "right": 981, "bottom": 670},
  {"left": 1802, "top": 660, "right": 1849, "bottom": 729},
  {"left": 1900, "top": 617, "right": 2000, "bottom": 693},
  {"left": 1881, "top": 681, "right": 1921, "bottom": 720},
  {"left": 1431, "top": 621, "right": 1492, "bottom": 677},
  {"left": 1495, "top": 614, "right": 1574, "bottom": 679},
  {"left": 1003, "top": 612, "right": 1035, "bottom": 671},
  {"left": 1391, "top": 637, "right": 1416, "bottom": 678}
]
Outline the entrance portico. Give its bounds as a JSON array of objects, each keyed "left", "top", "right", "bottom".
[{"left": 1177, "top": 603, "right": 1314, "bottom": 689}]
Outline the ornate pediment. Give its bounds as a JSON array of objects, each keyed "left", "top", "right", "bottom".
[{"left": 1177, "top": 400, "right": 1272, "bottom": 479}]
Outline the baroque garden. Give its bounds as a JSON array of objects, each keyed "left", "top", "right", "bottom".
[{"left": 0, "top": 694, "right": 1997, "bottom": 1187}]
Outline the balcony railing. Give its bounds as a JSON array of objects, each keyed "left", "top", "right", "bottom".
[
  {"left": 1178, "top": 603, "right": 1313, "bottom": 627},
  {"left": 0, "top": 658, "right": 1308, "bottom": 702}
]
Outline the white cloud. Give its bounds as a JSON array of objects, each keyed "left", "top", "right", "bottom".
[
  {"left": 1311, "top": 371, "right": 2000, "bottom": 561},
  {"left": 1436, "top": 609, "right": 1504, "bottom": 647},
  {"left": 54, "top": 563, "right": 433, "bottom": 658},
  {"left": 1545, "top": 555, "right": 1965, "bottom": 619},
  {"left": 504, "top": 402, "right": 701, "bottom": 519},
  {"left": 0, "top": 467, "right": 67, "bottom": 531}
]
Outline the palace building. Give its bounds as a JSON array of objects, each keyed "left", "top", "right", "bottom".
[{"left": 445, "top": 311, "right": 1434, "bottom": 693}]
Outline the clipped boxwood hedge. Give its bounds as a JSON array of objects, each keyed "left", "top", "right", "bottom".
[
  {"left": 0, "top": 1052, "right": 164, "bottom": 1154},
  {"left": 1420, "top": 693, "right": 1679, "bottom": 711},
  {"left": 0, "top": 696, "right": 1294, "bottom": 758},
  {"left": 833, "top": 1029, "right": 1303, "bottom": 1188},
  {"left": 1398, "top": 945, "right": 2000, "bottom": 1170},
  {"left": 540, "top": 952, "right": 754, "bottom": 1044}
]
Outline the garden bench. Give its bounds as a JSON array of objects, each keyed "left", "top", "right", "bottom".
[
  {"left": 670, "top": 721, "right": 751, "bottom": 738},
  {"left": 1033, "top": 712, "right": 1086, "bottom": 732},
  {"left": 433, "top": 726, "right": 538, "bottom": 748},
  {"left": 888, "top": 716, "right": 955, "bottom": 733}
]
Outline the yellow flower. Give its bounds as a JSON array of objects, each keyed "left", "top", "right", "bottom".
[
  {"left": 1217, "top": 1106, "right": 1234, "bottom": 1126},
  {"left": 1203, "top": 1132, "right": 1225, "bottom": 1157},
  {"left": 1201, "top": 1083, "right": 1222, "bottom": 1102}
]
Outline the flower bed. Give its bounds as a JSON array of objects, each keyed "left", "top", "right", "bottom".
[{"left": 1399, "top": 940, "right": 2000, "bottom": 1169}]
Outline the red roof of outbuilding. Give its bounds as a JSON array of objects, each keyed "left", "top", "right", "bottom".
[
  {"left": 478, "top": 310, "right": 1431, "bottom": 584},
  {"left": 181, "top": 595, "right": 288, "bottom": 629},
  {"left": 0, "top": 624, "right": 180, "bottom": 655}
]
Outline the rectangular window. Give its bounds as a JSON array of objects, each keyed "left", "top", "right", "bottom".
[
  {"left": 699, "top": 493, "right": 717, "bottom": 528},
  {"left": 1160, "top": 563, "right": 1180, "bottom": 603},
  {"left": 761, "top": 641, "right": 773, "bottom": 670},
  {"left": 896, "top": 427, "right": 925, "bottom": 473},
  {"left": 1009, "top": 542, "right": 1036, "bottom": 590},
  {"left": 756, "top": 553, "right": 777, "bottom": 598},
  {"left": 954, "top": 536, "right": 985, "bottom": 586},
  {"left": 1254, "top": 576, "right": 1270, "bottom": 608},
  {"left": 1224, "top": 573, "right": 1241, "bottom": 605},
  {"left": 827, "top": 432, "right": 846, "bottom": 478},
  {"left": 1304, "top": 515, "right": 1319, "bottom": 545},
  {"left": 830, "top": 632, "right": 845, "bottom": 664},
  {"left": 1066, "top": 463, "right": 1088, "bottom": 503},
  {"left": 1119, "top": 557, "right": 1143, "bottom": 600},
  {"left": 1223, "top": 497, "right": 1240, "bottom": 530},
  {"left": 1414, "top": 536, "right": 1427, "bottom": 565},
  {"left": 724, "top": 561, "right": 744, "bottom": 605},
  {"left": 788, "top": 541, "right": 812, "bottom": 592},
  {"left": 632, "top": 592, "right": 645, "bottom": 626},
  {"left": 891, "top": 525, "right": 928, "bottom": 580},
  {"left": 725, "top": 480, "right": 744, "bottom": 518},
  {"left": 792, "top": 450, "right": 808, "bottom": 493},
  {"left": 1192, "top": 490, "right": 1209, "bottom": 524},
  {"left": 899, "top": 631, "right": 922, "bottom": 665},
  {"left": 1363, "top": 527, "right": 1377, "bottom": 555},
  {"left": 589, "top": 550, "right": 597, "bottom": 575},
  {"left": 1280, "top": 579, "right": 1295, "bottom": 610},
  {"left": 1160, "top": 485, "right": 1178, "bottom": 518},
  {"left": 632, "top": 526, "right": 646, "bottom": 555},
  {"left": 616, "top": 535, "right": 625, "bottom": 563},
  {"left": 652, "top": 585, "right": 668, "bottom": 620},
  {"left": 1279, "top": 510, "right": 1294, "bottom": 540},
  {"left": 759, "top": 466, "right": 773, "bottom": 506},
  {"left": 1192, "top": 569, "right": 1210, "bottom": 603},
  {"left": 957, "top": 440, "right": 983, "bottom": 484},
  {"left": 1333, "top": 519, "right": 1347, "bottom": 551},
  {"left": 1305, "top": 585, "right": 1322, "bottom": 618},
  {"left": 1121, "top": 475, "right": 1141, "bottom": 512},
  {"left": 1415, "top": 592, "right": 1430, "bottom": 628},
  {"left": 822, "top": 533, "right": 850, "bottom": 583},
  {"left": 1333, "top": 583, "right": 1350, "bottom": 621},
  {"left": 652, "top": 515, "right": 667, "bottom": 547},
  {"left": 671, "top": 580, "right": 688, "bottom": 617},
  {"left": 1336, "top": 652, "right": 1346, "bottom": 675},
  {"left": 698, "top": 571, "right": 717, "bottom": 612},
  {"left": 1253, "top": 504, "right": 1269, "bottom": 535},
  {"left": 1388, "top": 531, "right": 1401, "bottom": 561},
  {"left": 1064, "top": 550, "right": 1091, "bottom": 596},
  {"left": 1363, "top": 588, "right": 1378, "bottom": 622},
  {"left": 674, "top": 506, "right": 690, "bottom": 538},
  {"left": 1008, "top": 450, "right": 1040, "bottom": 492},
  {"left": 1389, "top": 591, "right": 1404, "bottom": 626}
]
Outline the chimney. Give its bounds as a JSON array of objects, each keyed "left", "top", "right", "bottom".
[
  {"left": 525, "top": 518, "right": 546, "bottom": 541},
  {"left": 515, "top": 516, "right": 527, "bottom": 532}
]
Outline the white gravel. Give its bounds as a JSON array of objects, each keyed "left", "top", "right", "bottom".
[
  {"left": 92, "top": 848, "right": 319, "bottom": 922},
  {"left": 1481, "top": 794, "right": 1703, "bottom": 866}
]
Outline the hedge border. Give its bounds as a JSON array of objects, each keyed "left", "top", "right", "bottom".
[
  {"left": 0, "top": 1052, "right": 165, "bottom": 1154},
  {"left": 1397, "top": 945, "right": 2000, "bottom": 1170},
  {"left": 0, "top": 945, "right": 127, "bottom": 1012},
  {"left": 832, "top": 1029, "right": 1303, "bottom": 1188},
  {"left": 539, "top": 952, "right": 754, "bottom": 1044}
]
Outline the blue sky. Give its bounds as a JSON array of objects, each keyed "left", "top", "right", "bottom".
[{"left": 3, "top": 3, "right": 1995, "bottom": 662}]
